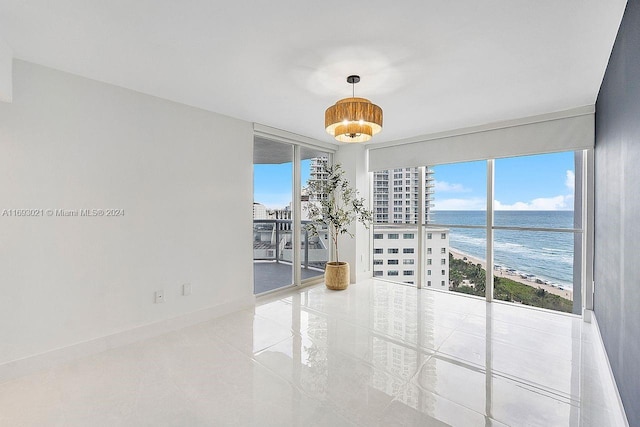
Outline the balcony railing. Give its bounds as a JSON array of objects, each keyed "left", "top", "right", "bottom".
[{"left": 253, "top": 219, "right": 329, "bottom": 270}]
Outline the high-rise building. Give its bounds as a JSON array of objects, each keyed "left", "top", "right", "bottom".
[
  {"left": 253, "top": 202, "right": 268, "bottom": 220},
  {"left": 372, "top": 167, "right": 435, "bottom": 224},
  {"left": 306, "top": 160, "right": 449, "bottom": 289},
  {"left": 372, "top": 167, "right": 448, "bottom": 289},
  {"left": 308, "top": 157, "right": 330, "bottom": 202},
  {"left": 310, "top": 163, "right": 435, "bottom": 224}
]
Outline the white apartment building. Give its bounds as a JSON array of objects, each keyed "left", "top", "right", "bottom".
[
  {"left": 307, "top": 159, "right": 450, "bottom": 288},
  {"left": 372, "top": 166, "right": 449, "bottom": 289},
  {"left": 253, "top": 202, "right": 268, "bottom": 220},
  {"left": 373, "top": 225, "right": 450, "bottom": 289},
  {"left": 372, "top": 167, "right": 435, "bottom": 224},
  {"left": 308, "top": 156, "right": 330, "bottom": 202},
  {"left": 308, "top": 161, "right": 434, "bottom": 225}
]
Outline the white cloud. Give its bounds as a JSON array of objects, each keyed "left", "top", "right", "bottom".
[
  {"left": 433, "top": 180, "right": 470, "bottom": 193},
  {"left": 432, "top": 198, "right": 486, "bottom": 210},
  {"left": 494, "top": 195, "right": 574, "bottom": 210},
  {"left": 493, "top": 170, "right": 575, "bottom": 210},
  {"left": 565, "top": 170, "right": 575, "bottom": 191}
]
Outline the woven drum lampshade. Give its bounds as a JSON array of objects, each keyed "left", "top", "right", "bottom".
[{"left": 325, "top": 76, "right": 383, "bottom": 143}]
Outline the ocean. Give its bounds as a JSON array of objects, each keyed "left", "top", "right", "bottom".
[{"left": 430, "top": 211, "right": 576, "bottom": 289}]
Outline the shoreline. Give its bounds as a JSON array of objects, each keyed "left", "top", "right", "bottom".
[{"left": 450, "top": 249, "right": 573, "bottom": 301}]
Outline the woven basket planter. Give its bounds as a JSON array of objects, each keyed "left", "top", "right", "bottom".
[{"left": 325, "top": 262, "right": 350, "bottom": 290}]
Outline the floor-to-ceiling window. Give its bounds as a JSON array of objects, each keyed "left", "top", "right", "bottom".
[
  {"left": 300, "top": 149, "right": 332, "bottom": 283},
  {"left": 492, "top": 152, "right": 579, "bottom": 313},
  {"left": 427, "top": 161, "right": 487, "bottom": 296},
  {"left": 253, "top": 138, "right": 294, "bottom": 294},
  {"left": 253, "top": 133, "right": 334, "bottom": 294},
  {"left": 371, "top": 151, "right": 586, "bottom": 315}
]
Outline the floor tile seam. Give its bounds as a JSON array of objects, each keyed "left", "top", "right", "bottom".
[
  {"left": 252, "top": 306, "right": 366, "bottom": 339},
  {"left": 327, "top": 348, "right": 426, "bottom": 394},
  {"left": 218, "top": 309, "right": 295, "bottom": 334},
  {"left": 251, "top": 311, "right": 297, "bottom": 327},
  {"left": 459, "top": 331, "right": 582, "bottom": 367},
  {"left": 340, "top": 351, "right": 427, "bottom": 387},
  {"left": 429, "top": 349, "right": 578, "bottom": 402},
  {"left": 319, "top": 373, "right": 414, "bottom": 426},
  {"left": 486, "top": 319, "right": 581, "bottom": 338},
  {"left": 490, "top": 299, "right": 581, "bottom": 319},
  {"left": 254, "top": 300, "right": 301, "bottom": 316},
  {"left": 411, "top": 354, "right": 436, "bottom": 384},
  {"left": 352, "top": 327, "right": 441, "bottom": 359},
  {"left": 290, "top": 326, "right": 425, "bottom": 385},
  {"left": 427, "top": 323, "right": 458, "bottom": 353},
  {"left": 496, "top": 348, "right": 583, "bottom": 368},
  {"left": 576, "top": 397, "right": 625, "bottom": 416},
  {"left": 463, "top": 314, "right": 586, "bottom": 340},
  {"left": 245, "top": 353, "right": 317, "bottom": 403},
  {"left": 405, "top": 372, "right": 578, "bottom": 427},
  {"left": 206, "top": 323, "right": 293, "bottom": 359},
  {"left": 420, "top": 306, "right": 478, "bottom": 319},
  {"left": 255, "top": 304, "right": 376, "bottom": 337},
  {"left": 251, "top": 311, "right": 312, "bottom": 336},
  {"left": 424, "top": 351, "right": 493, "bottom": 376},
  {"left": 252, "top": 334, "right": 299, "bottom": 358},
  {"left": 445, "top": 331, "right": 585, "bottom": 363},
  {"left": 455, "top": 326, "right": 587, "bottom": 349},
  {"left": 371, "top": 380, "right": 416, "bottom": 426},
  {"left": 278, "top": 302, "right": 339, "bottom": 321},
  {"left": 398, "top": 378, "right": 501, "bottom": 424},
  {"left": 487, "top": 369, "right": 580, "bottom": 405}
]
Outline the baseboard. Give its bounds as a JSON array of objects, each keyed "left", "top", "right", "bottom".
[
  {"left": 590, "top": 311, "right": 630, "bottom": 427},
  {"left": 0, "top": 295, "right": 256, "bottom": 384}
]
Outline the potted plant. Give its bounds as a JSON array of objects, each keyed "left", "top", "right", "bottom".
[{"left": 305, "top": 163, "right": 373, "bottom": 290}]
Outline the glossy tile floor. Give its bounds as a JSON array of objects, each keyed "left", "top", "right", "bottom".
[{"left": 0, "top": 280, "right": 627, "bottom": 426}]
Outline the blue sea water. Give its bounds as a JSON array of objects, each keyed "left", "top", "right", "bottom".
[{"left": 430, "top": 211, "right": 575, "bottom": 289}]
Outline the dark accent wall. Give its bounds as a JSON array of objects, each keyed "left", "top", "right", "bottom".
[{"left": 595, "top": 1, "right": 640, "bottom": 426}]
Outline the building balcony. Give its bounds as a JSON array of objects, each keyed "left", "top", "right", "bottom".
[{"left": 254, "top": 219, "right": 328, "bottom": 294}]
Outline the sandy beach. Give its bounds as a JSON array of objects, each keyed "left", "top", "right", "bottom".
[{"left": 450, "top": 249, "right": 573, "bottom": 301}]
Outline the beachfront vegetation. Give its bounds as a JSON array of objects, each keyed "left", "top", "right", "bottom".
[{"left": 449, "top": 254, "right": 573, "bottom": 313}]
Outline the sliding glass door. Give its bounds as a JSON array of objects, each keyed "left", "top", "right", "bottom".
[
  {"left": 300, "top": 149, "right": 331, "bottom": 282},
  {"left": 253, "top": 138, "right": 294, "bottom": 294},
  {"left": 253, "top": 135, "right": 333, "bottom": 294}
]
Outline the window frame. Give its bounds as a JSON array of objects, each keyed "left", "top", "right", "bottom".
[{"left": 421, "top": 152, "right": 588, "bottom": 314}]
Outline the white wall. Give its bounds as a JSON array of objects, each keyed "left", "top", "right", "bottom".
[
  {"left": 334, "top": 144, "right": 371, "bottom": 283},
  {"left": 0, "top": 61, "right": 254, "bottom": 367},
  {"left": 0, "top": 36, "right": 11, "bottom": 102}
]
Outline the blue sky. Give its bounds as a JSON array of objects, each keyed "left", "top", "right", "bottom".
[
  {"left": 432, "top": 152, "right": 575, "bottom": 210},
  {"left": 253, "top": 159, "right": 312, "bottom": 209},
  {"left": 255, "top": 153, "right": 575, "bottom": 210}
]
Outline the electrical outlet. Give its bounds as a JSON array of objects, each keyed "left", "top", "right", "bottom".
[
  {"left": 155, "top": 290, "right": 165, "bottom": 303},
  {"left": 182, "top": 283, "right": 192, "bottom": 296}
]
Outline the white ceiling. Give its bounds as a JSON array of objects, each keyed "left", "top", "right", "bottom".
[{"left": 0, "top": 0, "right": 627, "bottom": 145}]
